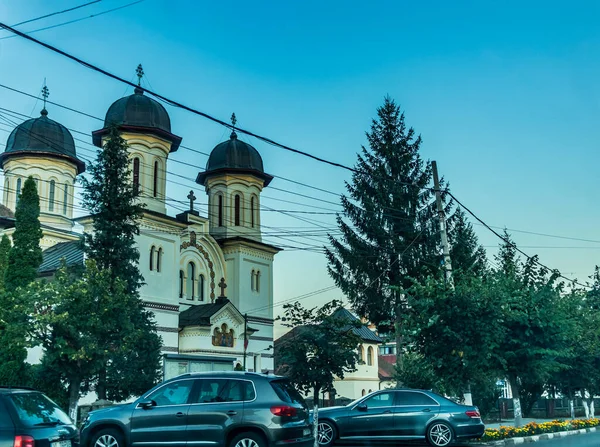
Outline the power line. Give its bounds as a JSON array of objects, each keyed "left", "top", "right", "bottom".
[
  {"left": 0, "top": 1, "right": 145, "bottom": 41},
  {"left": 8, "top": 1, "right": 102, "bottom": 28}
]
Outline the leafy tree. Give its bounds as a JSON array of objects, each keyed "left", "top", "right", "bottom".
[
  {"left": 5, "top": 177, "right": 43, "bottom": 289},
  {"left": 0, "top": 293, "right": 32, "bottom": 386},
  {"left": 80, "top": 126, "right": 160, "bottom": 400},
  {"left": 276, "top": 300, "right": 362, "bottom": 447},
  {"left": 326, "top": 97, "right": 448, "bottom": 369},
  {"left": 0, "top": 235, "right": 12, "bottom": 292},
  {"left": 490, "top": 234, "right": 570, "bottom": 426},
  {"left": 448, "top": 208, "right": 487, "bottom": 281}
]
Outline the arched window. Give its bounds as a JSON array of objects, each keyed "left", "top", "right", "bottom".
[
  {"left": 256, "top": 270, "right": 260, "bottom": 293},
  {"left": 251, "top": 269, "right": 256, "bottom": 291},
  {"left": 186, "top": 262, "right": 195, "bottom": 300},
  {"left": 149, "top": 246, "right": 156, "bottom": 271},
  {"left": 133, "top": 157, "right": 140, "bottom": 192},
  {"left": 358, "top": 345, "right": 364, "bottom": 363},
  {"left": 218, "top": 195, "right": 223, "bottom": 227},
  {"left": 362, "top": 389, "right": 366, "bottom": 397},
  {"left": 153, "top": 160, "right": 159, "bottom": 198},
  {"left": 63, "top": 183, "right": 69, "bottom": 214},
  {"left": 199, "top": 274, "right": 205, "bottom": 301},
  {"left": 367, "top": 346, "right": 374, "bottom": 366},
  {"left": 49, "top": 180, "right": 56, "bottom": 212},
  {"left": 16, "top": 178, "right": 22, "bottom": 204},
  {"left": 157, "top": 248, "right": 163, "bottom": 273},
  {"left": 250, "top": 196, "right": 255, "bottom": 228},
  {"left": 234, "top": 194, "right": 241, "bottom": 226},
  {"left": 4, "top": 179, "right": 9, "bottom": 204},
  {"left": 179, "top": 270, "right": 184, "bottom": 298}
]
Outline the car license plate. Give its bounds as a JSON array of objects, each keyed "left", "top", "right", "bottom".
[
  {"left": 303, "top": 429, "right": 311, "bottom": 437},
  {"left": 51, "top": 440, "right": 71, "bottom": 447}
]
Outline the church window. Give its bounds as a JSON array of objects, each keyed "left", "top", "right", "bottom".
[
  {"left": 358, "top": 345, "right": 364, "bottom": 363},
  {"left": 250, "top": 197, "right": 255, "bottom": 228},
  {"left": 255, "top": 270, "right": 261, "bottom": 293},
  {"left": 153, "top": 160, "right": 159, "bottom": 198},
  {"left": 362, "top": 389, "right": 366, "bottom": 397},
  {"left": 49, "top": 180, "right": 56, "bottom": 212},
  {"left": 187, "top": 262, "right": 195, "bottom": 300},
  {"left": 157, "top": 248, "right": 163, "bottom": 273},
  {"left": 16, "top": 178, "right": 22, "bottom": 204},
  {"left": 199, "top": 274, "right": 205, "bottom": 301},
  {"left": 367, "top": 346, "right": 374, "bottom": 366},
  {"left": 63, "top": 183, "right": 69, "bottom": 214},
  {"left": 251, "top": 269, "right": 255, "bottom": 291},
  {"left": 179, "top": 270, "right": 184, "bottom": 298},
  {"left": 218, "top": 195, "right": 223, "bottom": 227},
  {"left": 150, "top": 246, "right": 156, "bottom": 271},
  {"left": 133, "top": 157, "right": 140, "bottom": 193},
  {"left": 4, "top": 179, "right": 9, "bottom": 205},
  {"left": 234, "top": 195, "right": 241, "bottom": 226}
]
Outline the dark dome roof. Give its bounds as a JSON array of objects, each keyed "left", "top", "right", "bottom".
[
  {"left": 93, "top": 87, "right": 181, "bottom": 151},
  {"left": 196, "top": 132, "right": 272, "bottom": 186},
  {"left": 1, "top": 109, "right": 85, "bottom": 173}
]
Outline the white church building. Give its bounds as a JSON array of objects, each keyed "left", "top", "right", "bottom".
[{"left": 0, "top": 79, "right": 280, "bottom": 379}]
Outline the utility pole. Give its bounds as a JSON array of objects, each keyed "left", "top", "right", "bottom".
[
  {"left": 432, "top": 161, "right": 473, "bottom": 405},
  {"left": 432, "top": 161, "right": 454, "bottom": 290}
]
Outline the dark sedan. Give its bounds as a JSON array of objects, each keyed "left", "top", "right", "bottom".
[{"left": 316, "top": 389, "right": 484, "bottom": 447}]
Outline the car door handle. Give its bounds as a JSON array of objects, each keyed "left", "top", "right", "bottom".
[
  {"left": 422, "top": 408, "right": 431, "bottom": 412},
  {"left": 176, "top": 412, "right": 186, "bottom": 418},
  {"left": 227, "top": 411, "right": 238, "bottom": 416}
]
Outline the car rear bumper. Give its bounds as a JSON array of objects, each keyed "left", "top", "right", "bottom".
[
  {"left": 269, "top": 425, "right": 314, "bottom": 447},
  {"left": 272, "top": 438, "right": 314, "bottom": 447},
  {"left": 454, "top": 421, "right": 485, "bottom": 439}
]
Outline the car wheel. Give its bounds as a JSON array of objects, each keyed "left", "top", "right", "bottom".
[
  {"left": 427, "top": 422, "right": 453, "bottom": 447},
  {"left": 229, "top": 432, "right": 266, "bottom": 447},
  {"left": 92, "top": 429, "right": 124, "bottom": 447},
  {"left": 317, "top": 420, "right": 337, "bottom": 447}
]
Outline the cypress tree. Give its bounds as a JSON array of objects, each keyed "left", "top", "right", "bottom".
[
  {"left": 5, "top": 177, "right": 43, "bottom": 289},
  {"left": 0, "top": 235, "right": 12, "bottom": 292},
  {"left": 326, "top": 97, "right": 446, "bottom": 368}
]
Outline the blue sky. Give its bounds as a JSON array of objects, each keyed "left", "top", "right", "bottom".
[{"left": 1, "top": 0, "right": 599, "bottom": 335}]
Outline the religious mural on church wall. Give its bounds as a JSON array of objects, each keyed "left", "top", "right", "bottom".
[{"left": 212, "top": 323, "right": 235, "bottom": 347}]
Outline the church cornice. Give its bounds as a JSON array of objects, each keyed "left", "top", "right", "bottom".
[{"left": 219, "top": 236, "right": 282, "bottom": 256}]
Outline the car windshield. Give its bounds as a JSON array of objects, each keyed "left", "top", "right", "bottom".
[{"left": 8, "top": 392, "right": 72, "bottom": 427}]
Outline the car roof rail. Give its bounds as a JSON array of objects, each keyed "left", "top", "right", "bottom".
[{"left": 0, "top": 385, "right": 36, "bottom": 391}]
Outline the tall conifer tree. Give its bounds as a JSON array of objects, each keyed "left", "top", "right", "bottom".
[
  {"left": 81, "top": 126, "right": 161, "bottom": 400},
  {"left": 326, "top": 98, "right": 447, "bottom": 368},
  {"left": 5, "top": 177, "right": 43, "bottom": 289},
  {"left": 0, "top": 235, "right": 12, "bottom": 292},
  {"left": 448, "top": 208, "right": 487, "bottom": 281}
]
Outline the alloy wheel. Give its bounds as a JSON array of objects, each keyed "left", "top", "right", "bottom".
[
  {"left": 95, "top": 435, "right": 119, "bottom": 447},
  {"left": 429, "top": 423, "right": 452, "bottom": 446},
  {"left": 234, "top": 438, "right": 260, "bottom": 447},
  {"left": 318, "top": 422, "right": 334, "bottom": 445}
]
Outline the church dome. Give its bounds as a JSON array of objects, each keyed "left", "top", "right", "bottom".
[
  {"left": 1, "top": 109, "right": 85, "bottom": 173},
  {"left": 196, "top": 131, "right": 273, "bottom": 186},
  {"left": 92, "top": 86, "right": 182, "bottom": 151}
]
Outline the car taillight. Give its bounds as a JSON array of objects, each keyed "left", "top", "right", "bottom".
[
  {"left": 14, "top": 436, "right": 35, "bottom": 447},
  {"left": 271, "top": 405, "right": 297, "bottom": 417},
  {"left": 466, "top": 410, "right": 481, "bottom": 418}
]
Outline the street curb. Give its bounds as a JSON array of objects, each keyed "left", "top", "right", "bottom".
[{"left": 470, "top": 426, "right": 597, "bottom": 446}]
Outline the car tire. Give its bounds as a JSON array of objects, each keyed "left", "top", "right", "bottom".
[
  {"left": 427, "top": 421, "right": 454, "bottom": 447},
  {"left": 317, "top": 420, "right": 337, "bottom": 447},
  {"left": 229, "top": 431, "right": 266, "bottom": 447},
  {"left": 91, "top": 428, "right": 125, "bottom": 447}
]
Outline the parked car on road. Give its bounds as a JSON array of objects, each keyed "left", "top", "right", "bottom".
[
  {"left": 0, "top": 386, "right": 79, "bottom": 447},
  {"left": 80, "top": 372, "right": 313, "bottom": 447},
  {"left": 316, "top": 388, "right": 485, "bottom": 447}
]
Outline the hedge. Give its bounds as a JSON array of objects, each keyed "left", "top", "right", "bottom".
[{"left": 479, "top": 418, "right": 600, "bottom": 441}]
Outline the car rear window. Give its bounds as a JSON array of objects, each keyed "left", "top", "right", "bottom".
[
  {"left": 270, "top": 380, "right": 306, "bottom": 406},
  {"left": 8, "top": 392, "right": 72, "bottom": 427}
]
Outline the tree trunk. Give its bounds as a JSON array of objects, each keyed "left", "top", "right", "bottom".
[
  {"left": 68, "top": 376, "right": 81, "bottom": 424},
  {"left": 569, "top": 398, "right": 575, "bottom": 419},
  {"left": 508, "top": 375, "right": 523, "bottom": 427},
  {"left": 591, "top": 399, "right": 595, "bottom": 418},
  {"left": 313, "top": 386, "right": 320, "bottom": 447},
  {"left": 463, "top": 383, "right": 473, "bottom": 406},
  {"left": 96, "top": 368, "right": 107, "bottom": 400},
  {"left": 583, "top": 399, "right": 590, "bottom": 419}
]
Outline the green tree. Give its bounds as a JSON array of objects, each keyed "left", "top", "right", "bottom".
[
  {"left": 0, "top": 293, "right": 31, "bottom": 386},
  {"left": 80, "top": 126, "right": 161, "bottom": 400},
  {"left": 276, "top": 301, "right": 362, "bottom": 447},
  {"left": 448, "top": 208, "right": 487, "bottom": 281},
  {"left": 5, "top": 177, "right": 43, "bottom": 289},
  {"left": 326, "top": 97, "right": 447, "bottom": 369},
  {"left": 0, "top": 235, "right": 12, "bottom": 292}
]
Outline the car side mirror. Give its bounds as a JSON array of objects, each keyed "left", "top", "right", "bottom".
[
  {"left": 138, "top": 399, "right": 156, "bottom": 409},
  {"left": 357, "top": 404, "right": 367, "bottom": 412}
]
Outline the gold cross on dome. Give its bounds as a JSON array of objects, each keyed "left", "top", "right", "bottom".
[
  {"left": 41, "top": 84, "right": 49, "bottom": 109},
  {"left": 136, "top": 64, "right": 144, "bottom": 86}
]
